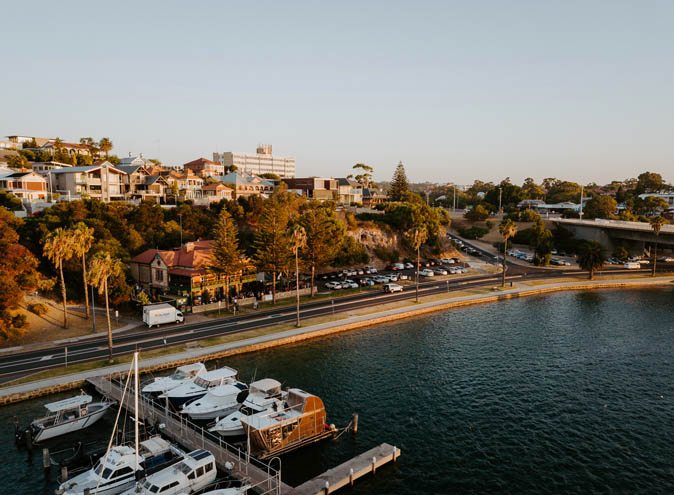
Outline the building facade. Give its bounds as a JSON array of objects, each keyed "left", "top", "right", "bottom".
[
  {"left": 0, "top": 171, "right": 48, "bottom": 201},
  {"left": 213, "top": 144, "right": 295, "bottom": 178},
  {"left": 48, "top": 161, "right": 125, "bottom": 201},
  {"left": 183, "top": 158, "right": 225, "bottom": 177},
  {"left": 282, "top": 177, "right": 338, "bottom": 201}
]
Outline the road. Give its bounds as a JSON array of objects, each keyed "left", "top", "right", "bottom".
[{"left": 0, "top": 249, "right": 669, "bottom": 379}]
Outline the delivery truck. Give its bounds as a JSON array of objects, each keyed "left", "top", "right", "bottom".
[{"left": 143, "top": 303, "right": 184, "bottom": 327}]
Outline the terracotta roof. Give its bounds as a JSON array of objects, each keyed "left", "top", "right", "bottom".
[
  {"left": 131, "top": 240, "right": 216, "bottom": 270},
  {"left": 169, "top": 267, "right": 207, "bottom": 277},
  {"left": 183, "top": 158, "right": 221, "bottom": 167},
  {"left": 202, "top": 183, "right": 231, "bottom": 191}
]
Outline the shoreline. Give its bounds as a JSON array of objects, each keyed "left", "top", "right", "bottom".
[{"left": 1, "top": 275, "right": 672, "bottom": 405}]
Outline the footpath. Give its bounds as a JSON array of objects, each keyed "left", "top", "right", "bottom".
[{"left": 1, "top": 275, "right": 672, "bottom": 405}]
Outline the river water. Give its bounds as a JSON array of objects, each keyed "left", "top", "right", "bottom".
[{"left": 3, "top": 288, "right": 674, "bottom": 494}]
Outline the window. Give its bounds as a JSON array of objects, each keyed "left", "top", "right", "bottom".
[
  {"left": 196, "top": 466, "right": 204, "bottom": 477},
  {"left": 204, "top": 462, "right": 214, "bottom": 473},
  {"left": 155, "top": 269, "right": 163, "bottom": 282},
  {"left": 188, "top": 471, "right": 196, "bottom": 480}
]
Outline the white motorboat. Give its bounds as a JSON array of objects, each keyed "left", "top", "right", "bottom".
[
  {"left": 210, "top": 378, "right": 286, "bottom": 437},
  {"left": 120, "top": 449, "right": 217, "bottom": 495},
  {"left": 142, "top": 362, "right": 206, "bottom": 395},
  {"left": 29, "top": 394, "right": 114, "bottom": 442},
  {"left": 57, "top": 436, "right": 182, "bottom": 495},
  {"left": 180, "top": 382, "right": 248, "bottom": 421},
  {"left": 162, "top": 367, "right": 238, "bottom": 408}
]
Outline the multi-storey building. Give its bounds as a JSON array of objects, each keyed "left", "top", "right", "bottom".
[
  {"left": 183, "top": 157, "right": 224, "bottom": 177},
  {"left": 48, "top": 161, "right": 125, "bottom": 201},
  {"left": 213, "top": 144, "right": 295, "bottom": 178},
  {"left": 336, "top": 178, "right": 363, "bottom": 205},
  {"left": 214, "top": 171, "right": 275, "bottom": 198},
  {"left": 0, "top": 171, "right": 48, "bottom": 201},
  {"left": 281, "top": 177, "right": 338, "bottom": 202}
]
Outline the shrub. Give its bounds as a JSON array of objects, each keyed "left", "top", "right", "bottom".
[
  {"left": 345, "top": 212, "right": 358, "bottom": 229},
  {"left": 30, "top": 303, "right": 49, "bottom": 316},
  {"left": 458, "top": 226, "right": 489, "bottom": 239},
  {"left": 464, "top": 205, "right": 489, "bottom": 222},
  {"left": 333, "top": 236, "right": 369, "bottom": 266},
  {"left": 373, "top": 247, "right": 400, "bottom": 263}
]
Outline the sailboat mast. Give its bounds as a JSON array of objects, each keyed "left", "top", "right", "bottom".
[{"left": 134, "top": 351, "right": 139, "bottom": 471}]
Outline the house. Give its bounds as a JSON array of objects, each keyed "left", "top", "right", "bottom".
[
  {"left": 31, "top": 161, "right": 72, "bottom": 174},
  {"left": 183, "top": 158, "right": 225, "bottom": 177},
  {"left": 6, "top": 136, "right": 53, "bottom": 148},
  {"left": 118, "top": 155, "right": 154, "bottom": 168},
  {"left": 281, "top": 177, "right": 338, "bottom": 201},
  {"left": 336, "top": 178, "right": 363, "bottom": 205},
  {"left": 48, "top": 161, "right": 125, "bottom": 201},
  {"left": 39, "top": 141, "right": 91, "bottom": 156},
  {"left": 362, "top": 187, "right": 387, "bottom": 207},
  {"left": 213, "top": 171, "right": 274, "bottom": 198},
  {"left": 202, "top": 183, "right": 233, "bottom": 202},
  {"left": 0, "top": 171, "right": 48, "bottom": 201},
  {"left": 163, "top": 171, "right": 204, "bottom": 200},
  {"left": 129, "top": 240, "right": 256, "bottom": 302}
]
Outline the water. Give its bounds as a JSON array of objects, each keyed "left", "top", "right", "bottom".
[{"left": 3, "top": 288, "right": 674, "bottom": 494}]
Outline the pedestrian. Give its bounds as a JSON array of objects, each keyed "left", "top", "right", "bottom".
[{"left": 253, "top": 300, "right": 258, "bottom": 310}]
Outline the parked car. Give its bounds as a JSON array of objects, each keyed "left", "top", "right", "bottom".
[
  {"left": 434, "top": 268, "right": 448, "bottom": 275},
  {"left": 637, "top": 259, "right": 650, "bottom": 265},
  {"left": 360, "top": 278, "right": 374, "bottom": 286},
  {"left": 344, "top": 279, "right": 359, "bottom": 289},
  {"left": 658, "top": 256, "right": 674, "bottom": 262},
  {"left": 326, "top": 281, "right": 341, "bottom": 290},
  {"left": 404, "top": 262, "right": 414, "bottom": 269},
  {"left": 441, "top": 258, "right": 455, "bottom": 264},
  {"left": 364, "top": 265, "right": 377, "bottom": 274},
  {"left": 398, "top": 273, "right": 409, "bottom": 280},
  {"left": 394, "top": 263, "right": 405, "bottom": 270},
  {"left": 357, "top": 269, "right": 364, "bottom": 275},
  {"left": 624, "top": 262, "right": 640, "bottom": 269},
  {"left": 420, "top": 269, "right": 435, "bottom": 277},
  {"left": 388, "top": 273, "right": 400, "bottom": 282},
  {"left": 383, "top": 283, "right": 404, "bottom": 293}
]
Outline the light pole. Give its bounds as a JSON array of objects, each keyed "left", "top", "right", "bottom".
[
  {"left": 498, "top": 187, "right": 502, "bottom": 215},
  {"left": 91, "top": 284, "right": 96, "bottom": 333},
  {"left": 178, "top": 213, "right": 183, "bottom": 246},
  {"left": 579, "top": 186, "right": 584, "bottom": 220}
]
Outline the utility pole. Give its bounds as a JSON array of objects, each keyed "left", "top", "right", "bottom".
[
  {"left": 453, "top": 186, "right": 456, "bottom": 212},
  {"left": 498, "top": 187, "right": 503, "bottom": 215},
  {"left": 579, "top": 186, "right": 584, "bottom": 220}
]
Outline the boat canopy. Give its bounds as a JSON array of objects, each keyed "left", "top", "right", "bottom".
[
  {"left": 208, "top": 384, "right": 243, "bottom": 397},
  {"left": 139, "top": 436, "right": 171, "bottom": 456},
  {"left": 44, "top": 394, "right": 92, "bottom": 412},
  {"left": 199, "top": 367, "right": 237, "bottom": 381},
  {"left": 250, "top": 378, "right": 282, "bottom": 396},
  {"left": 176, "top": 362, "right": 206, "bottom": 375}
]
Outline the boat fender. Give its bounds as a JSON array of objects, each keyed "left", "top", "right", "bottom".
[{"left": 80, "top": 408, "right": 88, "bottom": 416}]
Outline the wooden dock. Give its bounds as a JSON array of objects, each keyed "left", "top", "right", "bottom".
[
  {"left": 87, "top": 376, "right": 293, "bottom": 495},
  {"left": 88, "top": 375, "right": 401, "bottom": 495},
  {"left": 294, "top": 443, "right": 401, "bottom": 495}
]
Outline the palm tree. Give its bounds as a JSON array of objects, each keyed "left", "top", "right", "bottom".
[
  {"left": 88, "top": 253, "right": 124, "bottom": 363},
  {"left": 98, "top": 137, "right": 113, "bottom": 158},
  {"left": 72, "top": 223, "right": 94, "bottom": 319},
  {"left": 290, "top": 226, "right": 307, "bottom": 327},
  {"left": 53, "top": 137, "right": 63, "bottom": 150},
  {"left": 577, "top": 241, "right": 604, "bottom": 280},
  {"left": 498, "top": 219, "right": 518, "bottom": 287},
  {"left": 410, "top": 228, "right": 427, "bottom": 303},
  {"left": 650, "top": 216, "right": 667, "bottom": 277},
  {"left": 43, "top": 228, "right": 75, "bottom": 328}
]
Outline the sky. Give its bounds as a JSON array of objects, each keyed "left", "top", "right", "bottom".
[{"left": 2, "top": 1, "right": 673, "bottom": 185}]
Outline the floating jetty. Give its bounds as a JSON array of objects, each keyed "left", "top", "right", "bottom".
[{"left": 87, "top": 375, "right": 401, "bottom": 494}]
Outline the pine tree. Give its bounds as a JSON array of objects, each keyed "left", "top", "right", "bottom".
[
  {"left": 389, "top": 161, "right": 409, "bottom": 201},
  {"left": 209, "top": 209, "right": 242, "bottom": 310},
  {"left": 299, "top": 203, "right": 344, "bottom": 296},
  {"left": 254, "top": 196, "right": 292, "bottom": 304}
]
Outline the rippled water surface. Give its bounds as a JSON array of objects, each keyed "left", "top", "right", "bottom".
[{"left": 3, "top": 288, "right": 674, "bottom": 494}]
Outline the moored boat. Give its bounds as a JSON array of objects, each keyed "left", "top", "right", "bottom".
[
  {"left": 180, "top": 382, "right": 248, "bottom": 421},
  {"left": 28, "top": 394, "right": 114, "bottom": 443},
  {"left": 142, "top": 362, "right": 207, "bottom": 395},
  {"left": 162, "top": 367, "right": 238, "bottom": 408},
  {"left": 210, "top": 378, "right": 286, "bottom": 437}
]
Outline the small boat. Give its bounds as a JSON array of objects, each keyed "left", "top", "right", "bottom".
[
  {"left": 180, "top": 382, "right": 248, "bottom": 421},
  {"left": 120, "top": 449, "right": 217, "bottom": 495},
  {"left": 240, "top": 388, "right": 335, "bottom": 459},
  {"left": 210, "top": 378, "right": 286, "bottom": 437},
  {"left": 142, "top": 362, "right": 207, "bottom": 395},
  {"left": 162, "top": 367, "right": 238, "bottom": 408},
  {"left": 57, "top": 436, "right": 182, "bottom": 495},
  {"left": 29, "top": 394, "right": 114, "bottom": 442}
]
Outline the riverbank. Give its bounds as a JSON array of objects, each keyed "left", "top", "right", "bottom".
[{"left": 1, "top": 274, "right": 672, "bottom": 405}]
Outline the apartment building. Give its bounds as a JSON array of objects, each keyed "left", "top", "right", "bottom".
[
  {"left": 282, "top": 177, "right": 338, "bottom": 202},
  {"left": 213, "top": 144, "right": 295, "bottom": 178},
  {"left": 48, "top": 161, "right": 125, "bottom": 201}
]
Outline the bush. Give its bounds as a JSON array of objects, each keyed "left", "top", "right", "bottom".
[
  {"left": 458, "top": 226, "right": 489, "bottom": 239},
  {"left": 333, "top": 236, "right": 369, "bottom": 266},
  {"left": 464, "top": 205, "right": 489, "bottom": 222},
  {"left": 345, "top": 212, "right": 358, "bottom": 229},
  {"left": 373, "top": 247, "right": 400, "bottom": 263},
  {"left": 30, "top": 303, "right": 49, "bottom": 316}
]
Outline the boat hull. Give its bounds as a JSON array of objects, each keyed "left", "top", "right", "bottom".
[
  {"left": 33, "top": 402, "right": 113, "bottom": 443},
  {"left": 166, "top": 391, "right": 206, "bottom": 409},
  {"left": 184, "top": 404, "right": 239, "bottom": 421}
]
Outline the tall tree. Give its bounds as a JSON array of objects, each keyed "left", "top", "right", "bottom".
[
  {"left": 577, "top": 241, "right": 604, "bottom": 280},
  {"left": 208, "top": 209, "right": 242, "bottom": 310},
  {"left": 290, "top": 225, "right": 307, "bottom": 327},
  {"left": 352, "top": 163, "right": 374, "bottom": 188},
  {"left": 88, "top": 253, "right": 124, "bottom": 363},
  {"left": 98, "top": 137, "right": 113, "bottom": 158},
  {"left": 79, "top": 137, "right": 100, "bottom": 158},
  {"left": 299, "top": 204, "right": 343, "bottom": 296},
  {"left": 389, "top": 161, "right": 409, "bottom": 201},
  {"left": 43, "top": 228, "right": 75, "bottom": 328},
  {"left": 650, "top": 216, "right": 667, "bottom": 277},
  {"left": 498, "top": 219, "right": 517, "bottom": 287},
  {"left": 254, "top": 196, "right": 292, "bottom": 304},
  {"left": 72, "top": 223, "right": 94, "bottom": 319},
  {"left": 409, "top": 228, "right": 427, "bottom": 303}
]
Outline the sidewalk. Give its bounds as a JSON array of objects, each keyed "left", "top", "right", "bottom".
[{"left": 2, "top": 275, "right": 672, "bottom": 404}]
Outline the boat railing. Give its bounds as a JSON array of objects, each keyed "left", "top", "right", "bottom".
[{"left": 103, "top": 375, "right": 282, "bottom": 495}]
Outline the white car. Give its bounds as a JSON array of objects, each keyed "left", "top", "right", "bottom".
[
  {"left": 434, "top": 268, "right": 448, "bottom": 275},
  {"left": 398, "top": 274, "right": 409, "bottom": 280},
  {"left": 394, "top": 263, "right": 405, "bottom": 270},
  {"left": 383, "top": 283, "right": 403, "bottom": 293},
  {"left": 364, "top": 265, "right": 377, "bottom": 274},
  {"left": 420, "top": 269, "right": 435, "bottom": 277},
  {"left": 344, "top": 279, "right": 359, "bottom": 289},
  {"left": 624, "top": 262, "right": 640, "bottom": 269},
  {"left": 658, "top": 256, "right": 674, "bottom": 262},
  {"left": 404, "top": 262, "right": 414, "bottom": 269},
  {"left": 325, "top": 281, "right": 341, "bottom": 289}
]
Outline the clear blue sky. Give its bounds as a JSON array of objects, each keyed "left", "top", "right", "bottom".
[{"left": 2, "top": 1, "right": 673, "bottom": 185}]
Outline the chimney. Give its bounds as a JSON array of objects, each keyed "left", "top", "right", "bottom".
[{"left": 185, "top": 242, "right": 195, "bottom": 252}]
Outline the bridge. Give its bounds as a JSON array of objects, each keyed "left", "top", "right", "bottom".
[{"left": 553, "top": 218, "right": 674, "bottom": 254}]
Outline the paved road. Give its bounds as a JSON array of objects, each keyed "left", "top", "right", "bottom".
[{"left": 0, "top": 262, "right": 668, "bottom": 379}]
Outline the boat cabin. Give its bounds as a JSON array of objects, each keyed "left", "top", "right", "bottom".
[
  {"left": 193, "top": 367, "right": 238, "bottom": 389},
  {"left": 133, "top": 449, "right": 216, "bottom": 495},
  {"left": 40, "top": 395, "right": 93, "bottom": 424}
]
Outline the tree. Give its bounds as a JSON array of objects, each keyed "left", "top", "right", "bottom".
[
  {"left": 80, "top": 137, "right": 100, "bottom": 158},
  {"left": 388, "top": 161, "right": 409, "bottom": 201},
  {"left": 583, "top": 196, "right": 617, "bottom": 219},
  {"left": 98, "top": 137, "right": 113, "bottom": 158},
  {"left": 299, "top": 204, "right": 343, "bottom": 296},
  {"left": 88, "top": 253, "right": 124, "bottom": 362},
  {"left": 352, "top": 163, "right": 374, "bottom": 188},
  {"left": 464, "top": 205, "right": 489, "bottom": 222},
  {"left": 408, "top": 228, "right": 427, "bottom": 303},
  {"left": 43, "top": 228, "right": 75, "bottom": 328},
  {"left": 254, "top": 196, "right": 292, "bottom": 304},
  {"left": 650, "top": 216, "right": 667, "bottom": 277},
  {"left": 498, "top": 219, "right": 517, "bottom": 287},
  {"left": 636, "top": 171, "right": 664, "bottom": 194},
  {"left": 208, "top": 209, "right": 242, "bottom": 311},
  {"left": 577, "top": 240, "right": 604, "bottom": 280},
  {"left": 71, "top": 223, "right": 95, "bottom": 319},
  {"left": 6, "top": 153, "right": 28, "bottom": 169},
  {"left": 290, "top": 225, "right": 306, "bottom": 327},
  {"left": 521, "top": 178, "right": 545, "bottom": 199}
]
